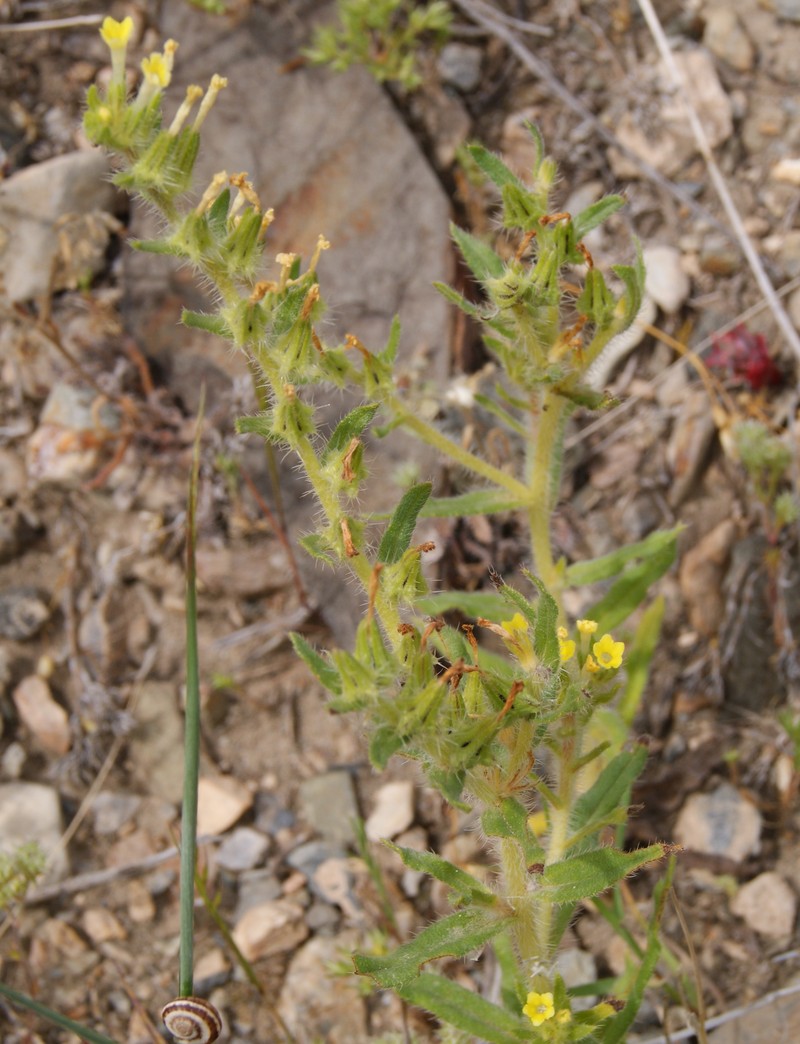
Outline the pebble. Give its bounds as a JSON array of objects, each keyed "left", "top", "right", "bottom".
[
  {"left": 81, "top": 907, "right": 127, "bottom": 944},
  {"left": 27, "top": 384, "right": 120, "bottom": 487},
  {"left": 310, "top": 856, "right": 366, "bottom": 922},
  {"left": 232, "top": 897, "right": 309, "bottom": 961},
  {"left": 1, "top": 741, "right": 26, "bottom": 779},
  {"left": 437, "top": 43, "right": 483, "bottom": 93},
  {"left": 365, "top": 780, "right": 415, "bottom": 841},
  {"left": 12, "top": 674, "right": 71, "bottom": 755},
  {"left": 126, "top": 878, "right": 156, "bottom": 924},
  {"left": 730, "top": 871, "right": 797, "bottom": 938},
  {"left": 216, "top": 826, "right": 270, "bottom": 872},
  {"left": 0, "top": 447, "right": 26, "bottom": 500},
  {"left": 776, "top": 0, "right": 800, "bottom": 22},
  {"left": 0, "top": 150, "right": 117, "bottom": 302},
  {"left": 772, "top": 157, "right": 800, "bottom": 186},
  {"left": 298, "top": 770, "right": 359, "bottom": 847},
  {"left": 702, "top": 8, "right": 754, "bottom": 73},
  {"left": 235, "top": 868, "right": 283, "bottom": 919},
  {"left": 678, "top": 519, "right": 737, "bottom": 636},
  {"left": 642, "top": 244, "right": 691, "bottom": 314},
  {"left": 0, "top": 586, "right": 50, "bottom": 640},
  {"left": 555, "top": 949, "right": 598, "bottom": 1011},
  {"left": 195, "top": 543, "right": 289, "bottom": 598},
  {"left": 667, "top": 388, "right": 719, "bottom": 507},
  {"left": 278, "top": 932, "right": 367, "bottom": 1043},
  {"left": 196, "top": 776, "right": 253, "bottom": 836},
  {"left": 91, "top": 791, "right": 142, "bottom": 836},
  {"left": 127, "top": 682, "right": 185, "bottom": 805},
  {"left": 673, "top": 783, "right": 761, "bottom": 861},
  {"left": 0, "top": 780, "right": 68, "bottom": 881}
]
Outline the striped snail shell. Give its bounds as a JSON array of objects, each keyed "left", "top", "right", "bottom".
[{"left": 161, "top": 997, "right": 222, "bottom": 1043}]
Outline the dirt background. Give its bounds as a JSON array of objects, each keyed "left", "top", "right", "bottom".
[{"left": 1, "top": 1, "right": 800, "bottom": 1041}]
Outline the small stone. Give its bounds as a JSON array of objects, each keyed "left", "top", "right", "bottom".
[
  {"left": 555, "top": 949, "right": 598, "bottom": 1011},
  {"left": 679, "top": 519, "right": 737, "bottom": 635},
  {"left": 365, "top": 780, "right": 415, "bottom": 841},
  {"left": 673, "top": 783, "right": 761, "bottom": 861},
  {"left": 235, "top": 868, "right": 283, "bottom": 918},
  {"left": 81, "top": 907, "right": 127, "bottom": 944},
  {"left": 699, "top": 234, "right": 739, "bottom": 276},
  {"left": 195, "top": 543, "right": 288, "bottom": 598},
  {"left": 91, "top": 792, "right": 142, "bottom": 836},
  {"left": 776, "top": 0, "right": 800, "bottom": 22},
  {"left": 127, "top": 682, "right": 185, "bottom": 804},
  {"left": 437, "top": 43, "right": 482, "bottom": 92},
  {"left": 0, "top": 781, "right": 68, "bottom": 881},
  {"left": 642, "top": 245, "right": 691, "bottom": 314},
  {"left": 730, "top": 871, "right": 796, "bottom": 938},
  {"left": 0, "top": 150, "right": 117, "bottom": 302},
  {"left": 1, "top": 741, "right": 26, "bottom": 779},
  {"left": 703, "top": 8, "right": 754, "bottom": 73},
  {"left": 310, "top": 856, "right": 366, "bottom": 921},
  {"left": 27, "top": 385, "right": 120, "bottom": 487},
  {"left": 772, "top": 157, "right": 800, "bottom": 186},
  {"left": 278, "top": 932, "right": 367, "bottom": 1043},
  {"left": 232, "top": 897, "right": 309, "bottom": 961},
  {"left": 0, "top": 447, "right": 26, "bottom": 500},
  {"left": 126, "top": 878, "right": 156, "bottom": 924},
  {"left": 667, "top": 389, "right": 718, "bottom": 507},
  {"left": 0, "top": 586, "right": 50, "bottom": 640},
  {"left": 12, "top": 675, "right": 71, "bottom": 755},
  {"left": 196, "top": 776, "right": 253, "bottom": 835},
  {"left": 216, "top": 826, "right": 270, "bottom": 872},
  {"left": 298, "top": 770, "right": 359, "bottom": 847}
]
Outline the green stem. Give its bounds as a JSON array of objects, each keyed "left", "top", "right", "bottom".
[
  {"left": 179, "top": 401, "right": 204, "bottom": 998},
  {"left": 0, "top": 981, "right": 116, "bottom": 1044},
  {"left": 527, "top": 390, "right": 567, "bottom": 599},
  {"left": 385, "top": 393, "right": 531, "bottom": 503}
]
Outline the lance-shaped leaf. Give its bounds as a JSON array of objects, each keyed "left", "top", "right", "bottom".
[
  {"left": 321, "top": 403, "right": 380, "bottom": 463},
  {"left": 421, "top": 489, "right": 525, "bottom": 518},
  {"left": 573, "top": 195, "right": 625, "bottom": 240},
  {"left": 467, "top": 143, "right": 526, "bottom": 192},
  {"left": 433, "top": 281, "right": 484, "bottom": 319},
  {"left": 369, "top": 726, "right": 406, "bottom": 770},
  {"left": 397, "top": 973, "right": 531, "bottom": 1044},
  {"left": 587, "top": 541, "right": 676, "bottom": 634},
  {"left": 381, "top": 314, "right": 401, "bottom": 366},
  {"left": 378, "top": 482, "right": 432, "bottom": 564},
  {"left": 571, "top": 745, "right": 648, "bottom": 836},
  {"left": 416, "top": 589, "right": 508, "bottom": 619},
  {"left": 450, "top": 222, "right": 505, "bottom": 283},
  {"left": 354, "top": 907, "right": 513, "bottom": 990},
  {"left": 385, "top": 842, "right": 497, "bottom": 906},
  {"left": 289, "top": 633, "right": 342, "bottom": 696},
  {"left": 565, "top": 527, "right": 682, "bottom": 586},
  {"left": 540, "top": 844, "right": 666, "bottom": 906},
  {"left": 482, "top": 797, "right": 545, "bottom": 865},
  {"left": 523, "top": 570, "right": 559, "bottom": 668}
]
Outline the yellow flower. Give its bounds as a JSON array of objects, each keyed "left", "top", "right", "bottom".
[
  {"left": 592, "top": 633, "right": 625, "bottom": 670},
  {"left": 523, "top": 991, "right": 555, "bottom": 1027},
  {"left": 555, "top": 1009, "right": 572, "bottom": 1023},
  {"left": 577, "top": 618, "right": 598, "bottom": 635},
  {"left": 100, "top": 15, "right": 133, "bottom": 50},
  {"left": 141, "top": 52, "right": 171, "bottom": 89},
  {"left": 584, "top": 654, "right": 600, "bottom": 673},
  {"left": 559, "top": 638, "right": 576, "bottom": 662},
  {"left": 502, "top": 612, "right": 528, "bottom": 635},
  {"left": 500, "top": 613, "right": 535, "bottom": 668},
  {"left": 557, "top": 625, "right": 568, "bottom": 639}
]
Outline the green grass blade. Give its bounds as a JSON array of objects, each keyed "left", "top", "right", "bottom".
[{"left": 0, "top": 981, "right": 116, "bottom": 1044}]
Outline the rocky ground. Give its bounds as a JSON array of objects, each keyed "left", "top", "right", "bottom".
[{"left": 1, "top": 0, "right": 800, "bottom": 1041}]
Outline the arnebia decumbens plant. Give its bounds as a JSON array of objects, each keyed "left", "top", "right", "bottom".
[{"left": 82, "top": 17, "right": 682, "bottom": 1043}]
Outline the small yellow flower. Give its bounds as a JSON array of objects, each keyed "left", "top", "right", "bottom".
[
  {"left": 100, "top": 15, "right": 133, "bottom": 50},
  {"left": 141, "top": 52, "right": 171, "bottom": 89},
  {"left": 557, "top": 625, "right": 568, "bottom": 639},
  {"left": 559, "top": 638, "right": 576, "bottom": 662},
  {"left": 527, "top": 810, "right": 548, "bottom": 837},
  {"left": 500, "top": 613, "right": 536, "bottom": 668},
  {"left": 523, "top": 991, "right": 555, "bottom": 1027},
  {"left": 555, "top": 1009, "right": 572, "bottom": 1023},
  {"left": 502, "top": 612, "right": 528, "bottom": 635},
  {"left": 584, "top": 654, "right": 600, "bottom": 673},
  {"left": 592, "top": 633, "right": 625, "bottom": 669},
  {"left": 577, "top": 618, "right": 598, "bottom": 635}
]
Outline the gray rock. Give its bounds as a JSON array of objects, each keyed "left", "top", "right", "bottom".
[
  {"left": 0, "top": 447, "right": 26, "bottom": 501},
  {"left": 0, "top": 586, "right": 50, "bottom": 640},
  {"left": 90, "top": 792, "right": 142, "bottom": 836},
  {"left": 730, "top": 871, "right": 797, "bottom": 938},
  {"left": 232, "top": 896, "right": 309, "bottom": 961},
  {"left": 555, "top": 949, "right": 597, "bottom": 1011},
  {"left": 673, "top": 783, "right": 761, "bottom": 861},
  {"left": 642, "top": 244, "right": 691, "bottom": 314},
  {"left": 286, "top": 839, "right": 347, "bottom": 879},
  {"left": 437, "top": 43, "right": 483, "bottom": 92},
  {"left": 126, "top": 681, "right": 184, "bottom": 804},
  {"left": 298, "top": 770, "right": 359, "bottom": 847},
  {"left": 216, "top": 826, "right": 270, "bottom": 872},
  {"left": 703, "top": 8, "right": 754, "bottom": 72},
  {"left": 776, "top": 0, "right": 800, "bottom": 22},
  {"left": 278, "top": 932, "right": 367, "bottom": 1043},
  {"left": 0, "top": 150, "right": 117, "bottom": 302},
  {"left": 365, "top": 779, "right": 415, "bottom": 841},
  {"left": 0, "top": 781, "right": 68, "bottom": 881},
  {"left": 235, "top": 867, "right": 283, "bottom": 919}
]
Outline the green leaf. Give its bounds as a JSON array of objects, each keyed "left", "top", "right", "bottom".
[
  {"left": 289, "top": 633, "right": 342, "bottom": 695},
  {"left": 297, "top": 533, "right": 336, "bottom": 565},
  {"left": 573, "top": 195, "right": 625, "bottom": 239},
  {"left": 540, "top": 844, "right": 666, "bottom": 906},
  {"left": 416, "top": 589, "right": 508, "bottom": 619},
  {"left": 378, "top": 482, "right": 432, "bottom": 564},
  {"left": 450, "top": 222, "right": 505, "bottom": 283},
  {"left": 433, "top": 281, "right": 484, "bottom": 319},
  {"left": 235, "top": 414, "right": 273, "bottom": 439},
  {"left": 321, "top": 403, "right": 380, "bottom": 462},
  {"left": 354, "top": 907, "right": 513, "bottom": 990},
  {"left": 566, "top": 526, "right": 681, "bottom": 586},
  {"left": 618, "top": 596, "right": 664, "bottom": 726},
  {"left": 587, "top": 541, "right": 676, "bottom": 634},
  {"left": 467, "top": 143, "right": 526, "bottom": 192},
  {"left": 482, "top": 798, "right": 545, "bottom": 865},
  {"left": 600, "top": 858, "right": 675, "bottom": 1043},
  {"left": 385, "top": 842, "right": 496, "bottom": 904},
  {"left": 182, "top": 308, "right": 232, "bottom": 338},
  {"left": 421, "top": 489, "right": 525, "bottom": 518},
  {"left": 397, "top": 973, "right": 531, "bottom": 1044},
  {"left": 207, "top": 187, "right": 231, "bottom": 235},
  {"left": 369, "top": 726, "right": 406, "bottom": 770},
  {"left": 473, "top": 393, "right": 527, "bottom": 437},
  {"left": 130, "top": 237, "right": 180, "bottom": 255},
  {"left": 523, "top": 571, "right": 559, "bottom": 668},
  {"left": 572, "top": 745, "right": 648, "bottom": 836},
  {"left": 382, "top": 314, "right": 401, "bottom": 365}
]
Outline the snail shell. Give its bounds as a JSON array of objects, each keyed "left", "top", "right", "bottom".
[{"left": 161, "top": 997, "right": 222, "bottom": 1043}]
